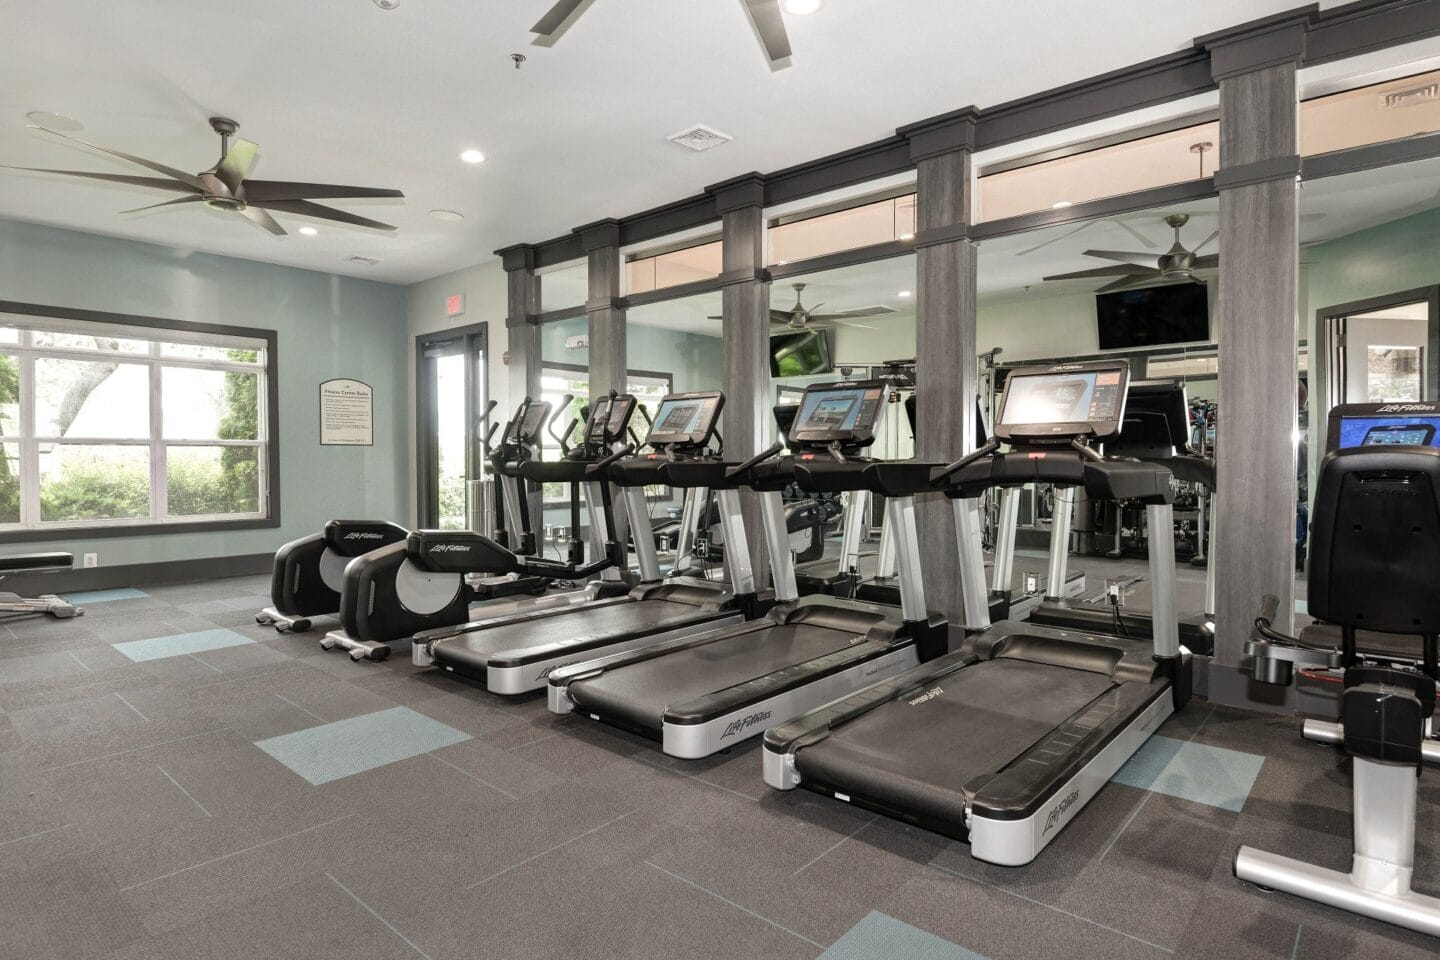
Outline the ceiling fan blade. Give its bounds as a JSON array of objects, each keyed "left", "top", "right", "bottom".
[
  {"left": 216, "top": 138, "right": 259, "bottom": 194},
  {"left": 29, "top": 125, "right": 204, "bottom": 190},
  {"left": 742, "top": 0, "right": 792, "bottom": 63},
  {"left": 248, "top": 199, "right": 396, "bottom": 231},
  {"left": 809, "top": 306, "right": 900, "bottom": 320},
  {"left": 1115, "top": 220, "right": 1159, "bottom": 249},
  {"left": 0, "top": 165, "right": 199, "bottom": 193},
  {"left": 1192, "top": 229, "right": 1219, "bottom": 253},
  {"left": 1095, "top": 275, "right": 1152, "bottom": 294},
  {"left": 531, "top": 0, "right": 588, "bottom": 36},
  {"left": 770, "top": 309, "right": 795, "bottom": 323},
  {"left": 242, "top": 180, "right": 404, "bottom": 202},
  {"left": 1017, "top": 220, "right": 1097, "bottom": 256},
  {"left": 1083, "top": 249, "right": 1160, "bottom": 268},
  {"left": 239, "top": 206, "right": 286, "bottom": 236},
  {"left": 1042, "top": 264, "right": 1147, "bottom": 282},
  {"left": 1192, "top": 254, "right": 1219, "bottom": 270},
  {"left": 120, "top": 195, "right": 204, "bottom": 214}
]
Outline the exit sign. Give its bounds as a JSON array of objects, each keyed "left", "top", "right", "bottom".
[{"left": 445, "top": 294, "right": 465, "bottom": 317}]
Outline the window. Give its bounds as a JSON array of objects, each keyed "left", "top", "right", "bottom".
[
  {"left": 0, "top": 311, "right": 271, "bottom": 532},
  {"left": 768, "top": 193, "right": 916, "bottom": 265},
  {"left": 627, "top": 239, "right": 723, "bottom": 295},
  {"left": 1302, "top": 69, "right": 1440, "bottom": 157},
  {"left": 1367, "top": 345, "right": 1423, "bottom": 401}
]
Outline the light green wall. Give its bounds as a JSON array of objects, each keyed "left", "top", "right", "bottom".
[
  {"left": 0, "top": 218, "right": 409, "bottom": 567},
  {"left": 1305, "top": 206, "right": 1440, "bottom": 317},
  {"left": 539, "top": 320, "right": 723, "bottom": 394}
]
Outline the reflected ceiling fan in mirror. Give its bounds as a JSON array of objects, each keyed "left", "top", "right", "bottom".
[
  {"left": 531, "top": 0, "right": 796, "bottom": 66},
  {"left": 1042, "top": 213, "right": 1217, "bottom": 293},
  {"left": 710, "top": 283, "right": 898, "bottom": 331},
  {"left": 1, "top": 117, "right": 404, "bottom": 237}
]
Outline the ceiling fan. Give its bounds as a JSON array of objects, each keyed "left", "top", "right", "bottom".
[
  {"left": 1042, "top": 213, "right": 1218, "bottom": 293},
  {"left": 711, "top": 283, "right": 898, "bottom": 330},
  {"left": 1, "top": 117, "right": 404, "bottom": 237},
  {"left": 531, "top": 0, "right": 796, "bottom": 66}
]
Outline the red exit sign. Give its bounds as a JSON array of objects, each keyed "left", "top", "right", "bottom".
[{"left": 445, "top": 294, "right": 465, "bottom": 317}]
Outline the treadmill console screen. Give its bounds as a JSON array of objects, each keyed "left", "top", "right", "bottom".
[
  {"left": 995, "top": 360, "right": 1130, "bottom": 443},
  {"left": 790, "top": 380, "right": 889, "bottom": 448},
  {"left": 644, "top": 392, "right": 724, "bottom": 448},
  {"left": 1328, "top": 402, "right": 1440, "bottom": 451},
  {"left": 585, "top": 398, "right": 613, "bottom": 443},
  {"left": 517, "top": 400, "right": 552, "bottom": 441},
  {"left": 605, "top": 395, "right": 637, "bottom": 440}
]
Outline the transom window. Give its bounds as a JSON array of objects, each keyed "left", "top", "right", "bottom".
[{"left": 0, "top": 312, "right": 271, "bottom": 531}]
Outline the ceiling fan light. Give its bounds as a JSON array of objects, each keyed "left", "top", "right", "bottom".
[
  {"left": 897, "top": 290, "right": 912, "bottom": 298},
  {"left": 781, "top": 0, "right": 823, "bottom": 13}
]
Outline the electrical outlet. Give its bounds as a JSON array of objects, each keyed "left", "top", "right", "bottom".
[{"left": 82, "top": 553, "right": 97, "bottom": 568}]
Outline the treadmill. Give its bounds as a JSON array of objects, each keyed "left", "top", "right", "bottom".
[
  {"left": 763, "top": 360, "right": 1192, "bottom": 866},
  {"left": 414, "top": 391, "right": 757, "bottom": 695},
  {"left": 547, "top": 379, "right": 949, "bottom": 759},
  {"left": 1027, "top": 380, "right": 1217, "bottom": 654}
]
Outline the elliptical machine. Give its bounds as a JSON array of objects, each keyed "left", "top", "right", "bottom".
[
  {"left": 1236, "top": 439, "right": 1440, "bottom": 937},
  {"left": 318, "top": 396, "right": 575, "bottom": 661}
]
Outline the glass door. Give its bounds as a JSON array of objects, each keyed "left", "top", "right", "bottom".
[{"left": 417, "top": 323, "right": 487, "bottom": 529}]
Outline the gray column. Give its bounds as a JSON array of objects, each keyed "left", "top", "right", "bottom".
[
  {"left": 710, "top": 173, "right": 771, "bottom": 590},
  {"left": 497, "top": 243, "right": 544, "bottom": 537},
  {"left": 578, "top": 219, "right": 627, "bottom": 405},
  {"left": 1200, "top": 18, "right": 1305, "bottom": 698},
  {"left": 901, "top": 109, "right": 982, "bottom": 626}
]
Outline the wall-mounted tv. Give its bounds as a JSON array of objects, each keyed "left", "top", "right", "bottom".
[
  {"left": 1096, "top": 282, "right": 1209, "bottom": 350},
  {"left": 770, "top": 329, "right": 833, "bottom": 378}
]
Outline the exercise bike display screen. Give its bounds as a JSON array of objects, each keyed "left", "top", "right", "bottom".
[
  {"left": 644, "top": 392, "right": 724, "bottom": 448},
  {"left": 995, "top": 361, "right": 1129, "bottom": 442},
  {"left": 517, "top": 401, "right": 551, "bottom": 440},
  {"left": 790, "top": 381, "right": 888, "bottom": 446},
  {"left": 1338, "top": 417, "right": 1440, "bottom": 449},
  {"left": 586, "top": 398, "right": 613, "bottom": 442}
]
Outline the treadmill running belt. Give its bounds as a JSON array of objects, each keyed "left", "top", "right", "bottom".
[
  {"left": 794, "top": 659, "right": 1115, "bottom": 826},
  {"left": 434, "top": 599, "right": 699, "bottom": 672},
  {"left": 569, "top": 622, "right": 869, "bottom": 734}
]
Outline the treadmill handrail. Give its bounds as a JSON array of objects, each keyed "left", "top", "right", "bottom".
[
  {"left": 932, "top": 438, "right": 1000, "bottom": 484},
  {"left": 724, "top": 440, "right": 786, "bottom": 483},
  {"left": 586, "top": 444, "right": 636, "bottom": 477}
]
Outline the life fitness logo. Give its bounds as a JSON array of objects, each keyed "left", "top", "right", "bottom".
[
  {"left": 721, "top": 710, "right": 772, "bottom": 739},
  {"left": 428, "top": 544, "right": 472, "bottom": 553},
  {"left": 1042, "top": 788, "right": 1081, "bottom": 836},
  {"left": 1376, "top": 403, "right": 1439, "bottom": 414},
  {"left": 1048, "top": 363, "right": 1086, "bottom": 371},
  {"left": 343, "top": 532, "right": 384, "bottom": 540}
]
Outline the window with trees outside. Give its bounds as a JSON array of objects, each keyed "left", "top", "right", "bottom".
[
  {"left": 0, "top": 310, "right": 273, "bottom": 532},
  {"left": 538, "top": 366, "right": 672, "bottom": 505}
]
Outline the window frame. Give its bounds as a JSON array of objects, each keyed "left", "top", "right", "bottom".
[{"left": 0, "top": 300, "right": 280, "bottom": 539}]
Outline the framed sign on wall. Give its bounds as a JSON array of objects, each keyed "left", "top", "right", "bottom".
[{"left": 319, "top": 378, "right": 374, "bottom": 446}]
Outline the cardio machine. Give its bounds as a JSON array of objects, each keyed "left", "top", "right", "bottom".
[
  {"left": 1028, "top": 380, "right": 1217, "bottom": 655},
  {"left": 414, "top": 391, "right": 759, "bottom": 695},
  {"left": 1235, "top": 405, "right": 1440, "bottom": 938},
  {"left": 547, "top": 378, "right": 949, "bottom": 759},
  {"left": 317, "top": 397, "right": 581, "bottom": 661},
  {"left": 763, "top": 360, "right": 1192, "bottom": 866}
]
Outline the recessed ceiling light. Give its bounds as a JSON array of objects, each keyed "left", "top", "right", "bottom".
[
  {"left": 898, "top": 232, "right": 915, "bottom": 241},
  {"left": 298, "top": 226, "right": 318, "bottom": 236},
  {"left": 781, "top": 0, "right": 823, "bottom": 14},
  {"left": 25, "top": 110, "right": 83, "bottom": 131},
  {"left": 460, "top": 149, "right": 486, "bottom": 164},
  {"left": 1051, "top": 200, "right": 1073, "bottom": 209},
  {"left": 429, "top": 209, "right": 464, "bottom": 222},
  {"left": 373, "top": 0, "right": 399, "bottom": 9},
  {"left": 897, "top": 290, "right": 912, "bottom": 298}
]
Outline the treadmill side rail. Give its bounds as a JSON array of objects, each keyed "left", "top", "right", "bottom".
[{"left": 969, "top": 687, "right": 1173, "bottom": 865}]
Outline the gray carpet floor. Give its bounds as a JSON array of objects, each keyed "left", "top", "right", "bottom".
[{"left": 1, "top": 573, "right": 1436, "bottom": 960}]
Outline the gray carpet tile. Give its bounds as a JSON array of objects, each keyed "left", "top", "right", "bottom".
[{"left": 2, "top": 571, "right": 1435, "bottom": 959}]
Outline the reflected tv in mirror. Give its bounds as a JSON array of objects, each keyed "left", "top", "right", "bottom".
[
  {"left": 770, "top": 329, "right": 833, "bottom": 378},
  {"left": 1096, "top": 282, "right": 1209, "bottom": 350}
]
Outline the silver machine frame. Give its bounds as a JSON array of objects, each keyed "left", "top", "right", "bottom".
[{"left": 1235, "top": 718, "right": 1440, "bottom": 937}]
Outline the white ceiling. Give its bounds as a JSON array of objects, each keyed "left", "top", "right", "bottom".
[{"left": 1, "top": 0, "right": 1331, "bottom": 285}]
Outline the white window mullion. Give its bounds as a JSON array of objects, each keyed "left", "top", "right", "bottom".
[
  {"left": 18, "top": 352, "right": 39, "bottom": 527},
  {"left": 149, "top": 353, "right": 166, "bottom": 521}
]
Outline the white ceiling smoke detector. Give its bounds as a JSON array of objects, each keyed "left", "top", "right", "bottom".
[{"left": 667, "top": 125, "right": 733, "bottom": 153}]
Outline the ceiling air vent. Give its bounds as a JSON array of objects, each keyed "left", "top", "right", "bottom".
[
  {"left": 344, "top": 255, "right": 382, "bottom": 266},
  {"left": 667, "top": 125, "right": 733, "bottom": 152},
  {"left": 1383, "top": 82, "right": 1439, "bottom": 109}
]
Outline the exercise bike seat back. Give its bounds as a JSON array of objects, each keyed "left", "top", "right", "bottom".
[{"left": 1310, "top": 446, "right": 1440, "bottom": 768}]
